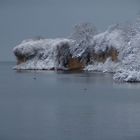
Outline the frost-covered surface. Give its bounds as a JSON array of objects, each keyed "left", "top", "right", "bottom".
[
  {"left": 14, "top": 38, "right": 75, "bottom": 70},
  {"left": 84, "top": 21, "right": 140, "bottom": 82},
  {"left": 84, "top": 58, "right": 120, "bottom": 73},
  {"left": 70, "top": 23, "right": 97, "bottom": 58},
  {"left": 113, "top": 70, "right": 140, "bottom": 82},
  {"left": 92, "top": 25, "right": 125, "bottom": 53},
  {"left": 13, "top": 19, "right": 140, "bottom": 82}
]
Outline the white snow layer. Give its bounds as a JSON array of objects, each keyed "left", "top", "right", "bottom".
[
  {"left": 13, "top": 38, "right": 75, "bottom": 70},
  {"left": 13, "top": 22, "right": 140, "bottom": 82}
]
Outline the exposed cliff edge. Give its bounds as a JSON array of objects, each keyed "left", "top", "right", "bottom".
[{"left": 13, "top": 20, "right": 140, "bottom": 82}]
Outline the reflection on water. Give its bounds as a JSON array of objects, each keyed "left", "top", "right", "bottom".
[{"left": 1, "top": 62, "right": 140, "bottom": 140}]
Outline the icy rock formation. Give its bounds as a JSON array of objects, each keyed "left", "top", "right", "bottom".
[
  {"left": 85, "top": 23, "right": 140, "bottom": 82},
  {"left": 13, "top": 19, "right": 140, "bottom": 82},
  {"left": 13, "top": 38, "right": 75, "bottom": 70},
  {"left": 85, "top": 24, "right": 125, "bottom": 71}
]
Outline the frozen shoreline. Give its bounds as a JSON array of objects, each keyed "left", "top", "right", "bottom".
[{"left": 13, "top": 21, "right": 140, "bottom": 82}]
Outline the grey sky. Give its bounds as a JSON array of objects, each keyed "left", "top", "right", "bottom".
[{"left": 0, "top": 0, "right": 140, "bottom": 61}]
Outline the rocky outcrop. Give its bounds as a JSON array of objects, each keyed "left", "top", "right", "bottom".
[
  {"left": 13, "top": 33, "right": 120, "bottom": 71},
  {"left": 13, "top": 39, "right": 74, "bottom": 70},
  {"left": 13, "top": 19, "right": 140, "bottom": 82},
  {"left": 68, "top": 58, "right": 84, "bottom": 70}
]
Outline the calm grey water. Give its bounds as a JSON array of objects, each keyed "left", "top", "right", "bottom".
[{"left": 1, "top": 62, "right": 140, "bottom": 140}]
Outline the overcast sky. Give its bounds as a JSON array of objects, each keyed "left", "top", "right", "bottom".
[{"left": 0, "top": 0, "right": 140, "bottom": 61}]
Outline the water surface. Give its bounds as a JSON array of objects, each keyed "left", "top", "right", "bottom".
[{"left": 0, "top": 62, "right": 140, "bottom": 140}]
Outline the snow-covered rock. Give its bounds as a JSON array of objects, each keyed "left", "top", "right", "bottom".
[
  {"left": 13, "top": 19, "right": 140, "bottom": 82},
  {"left": 13, "top": 38, "right": 75, "bottom": 70}
]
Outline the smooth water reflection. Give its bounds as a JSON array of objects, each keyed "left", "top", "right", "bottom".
[{"left": 0, "top": 63, "right": 140, "bottom": 140}]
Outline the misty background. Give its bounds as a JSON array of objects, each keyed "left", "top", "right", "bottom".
[{"left": 0, "top": 0, "right": 140, "bottom": 61}]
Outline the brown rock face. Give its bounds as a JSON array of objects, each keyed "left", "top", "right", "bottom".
[
  {"left": 16, "top": 55, "right": 27, "bottom": 65},
  {"left": 109, "top": 48, "right": 118, "bottom": 61},
  {"left": 90, "top": 47, "right": 118, "bottom": 63},
  {"left": 68, "top": 58, "right": 84, "bottom": 70}
]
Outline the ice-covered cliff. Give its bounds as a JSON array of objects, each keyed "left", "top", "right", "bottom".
[{"left": 13, "top": 20, "right": 140, "bottom": 82}]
